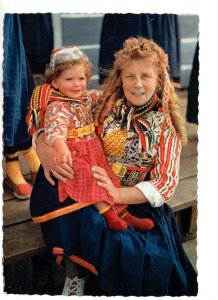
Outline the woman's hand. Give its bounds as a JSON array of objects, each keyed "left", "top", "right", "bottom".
[
  {"left": 91, "top": 165, "right": 148, "bottom": 205},
  {"left": 91, "top": 166, "right": 121, "bottom": 201},
  {"left": 36, "top": 133, "right": 74, "bottom": 185}
]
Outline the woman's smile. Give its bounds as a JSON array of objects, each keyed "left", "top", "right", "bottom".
[
  {"left": 130, "top": 89, "right": 145, "bottom": 97},
  {"left": 121, "top": 58, "right": 158, "bottom": 106}
]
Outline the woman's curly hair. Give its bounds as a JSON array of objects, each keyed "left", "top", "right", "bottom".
[{"left": 94, "top": 37, "right": 187, "bottom": 145}]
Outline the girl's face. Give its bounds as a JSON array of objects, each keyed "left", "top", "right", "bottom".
[
  {"left": 52, "top": 64, "right": 87, "bottom": 98},
  {"left": 121, "top": 58, "right": 158, "bottom": 107}
]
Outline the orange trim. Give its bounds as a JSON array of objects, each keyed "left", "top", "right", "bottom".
[
  {"left": 56, "top": 255, "right": 64, "bottom": 266},
  {"left": 52, "top": 247, "right": 98, "bottom": 275},
  {"left": 67, "top": 123, "right": 95, "bottom": 138},
  {"left": 96, "top": 125, "right": 103, "bottom": 136},
  {"left": 99, "top": 205, "right": 111, "bottom": 214},
  {"left": 53, "top": 247, "right": 64, "bottom": 255},
  {"left": 32, "top": 201, "right": 94, "bottom": 223},
  {"left": 127, "top": 165, "right": 153, "bottom": 173},
  {"left": 70, "top": 255, "right": 98, "bottom": 276},
  {"left": 119, "top": 212, "right": 129, "bottom": 219}
]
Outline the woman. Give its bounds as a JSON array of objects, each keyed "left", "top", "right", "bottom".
[{"left": 31, "top": 37, "right": 197, "bottom": 296}]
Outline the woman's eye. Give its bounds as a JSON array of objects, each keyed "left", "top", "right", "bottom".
[{"left": 142, "top": 74, "right": 152, "bottom": 79}]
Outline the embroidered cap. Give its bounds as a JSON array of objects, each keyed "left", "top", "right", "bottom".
[{"left": 49, "top": 45, "right": 88, "bottom": 70}]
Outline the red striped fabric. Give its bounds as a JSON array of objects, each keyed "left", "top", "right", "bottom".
[{"left": 149, "top": 127, "right": 182, "bottom": 202}]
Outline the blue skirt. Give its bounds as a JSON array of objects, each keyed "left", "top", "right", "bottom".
[{"left": 31, "top": 166, "right": 198, "bottom": 296}]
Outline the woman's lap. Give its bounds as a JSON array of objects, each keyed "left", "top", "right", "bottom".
[{"left": 32, "top": 166, "right": 198, "bottom": 296}]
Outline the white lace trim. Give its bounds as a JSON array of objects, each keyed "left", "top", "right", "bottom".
[
  {"left": 62, "top": 276, "right": 85, "bottom": 296},
  {"left": 135, "top": 181, "right": 164, "bottom": 207}
]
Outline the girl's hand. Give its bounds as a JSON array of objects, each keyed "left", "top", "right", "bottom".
[
  {"left": 91, "top": 165, "right": 121, "bottom": 201},
  {"left": 54, "top": 147, "right": 73, "bottom": 167}
]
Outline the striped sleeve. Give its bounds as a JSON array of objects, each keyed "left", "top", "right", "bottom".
[{"left": 136, "top": 127, "right": 182, "bottom": 207}]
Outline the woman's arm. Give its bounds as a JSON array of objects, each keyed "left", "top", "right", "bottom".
[
  {"left": 92, "top": 129, "right": 181, "bottom": 206},
  {"left": 135, "top": 129, "right": 182, "bottom": 206},
  {"left": 36, "top": 133, "right": 74, "bottom": 185},
  {"left": 91, "top": 166, "right": 148, "bottom": 204}
]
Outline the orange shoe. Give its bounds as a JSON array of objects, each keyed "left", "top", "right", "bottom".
[{"left": 5, "top": 177, "right": 33, "bottom": 200}]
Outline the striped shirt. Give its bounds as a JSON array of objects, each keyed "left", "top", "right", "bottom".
[{"left": 101, "top": 99, "right": 181, "bottom": 207}]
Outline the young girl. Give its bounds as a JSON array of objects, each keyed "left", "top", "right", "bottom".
[{"left": 27, "top": 45, "right": 154, "bottom": 232}]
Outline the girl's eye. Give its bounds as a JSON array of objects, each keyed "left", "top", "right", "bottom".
[{"left": 79, "top": 77, "right": 86, "bottom": 80}]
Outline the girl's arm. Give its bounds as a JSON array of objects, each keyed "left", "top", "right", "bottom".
[
  {"left": 52, "top": 138, "right": 73, "bottom": 166},
  {"left": 44, "top": 101, "right": 73, "bottom": 168}
]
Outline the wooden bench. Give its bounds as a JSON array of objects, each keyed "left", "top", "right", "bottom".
[
  {"left": 168, "top": 133, "right": 198, "bottom": 240},
  {"left": 3, "top": 132, "right": 198, "bottom": 294}
]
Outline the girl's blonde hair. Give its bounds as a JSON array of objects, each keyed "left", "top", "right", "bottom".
[
  {"left": 94, "top": 37, "right": 187, "bottom": 145},
  {"left": 44, "top": 48, "right": 93, "bottom": 83}
]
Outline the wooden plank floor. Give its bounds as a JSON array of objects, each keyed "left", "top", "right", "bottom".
[{"left": 3, "top": 222, "right": 46, "bottom": 264}]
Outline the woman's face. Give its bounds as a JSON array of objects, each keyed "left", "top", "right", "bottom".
[
  {"left": 52, "top": 64, "right": 87, "bottom": 98},
  {"left": 121, "top": 58, "right": 158, "bottom": 106}
]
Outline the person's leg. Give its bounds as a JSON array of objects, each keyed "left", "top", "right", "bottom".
[
  {"left": 95, "top": 202, "right": 155, "bottom": 231},
  {"left": 5, "top": 154, "right": 26, "bottom": 185},
  {"left": 62, "top": 257, "right": 88, "bottom": 296},
  {"left": 21, "top": 146, "right": 40, "bottom": 183},
  {"left": 94, "top": 202, "right": 128, "bottom": 231},
  {"left": 4, "top": 151, "right": 32, "bottom": 199},
  {"left": 119, "top": 209, "right": 155, "bottom": 231}
]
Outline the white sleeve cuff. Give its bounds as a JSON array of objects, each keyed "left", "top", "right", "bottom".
[
  {"left": 32, "top": 128, "right": 45, "bottom": 150},
  {"left": 135, "top": 181, "right": 164, "bottom": 207},
  {"left": 32, "top": 131, "right": 37, "bottom": 150}
]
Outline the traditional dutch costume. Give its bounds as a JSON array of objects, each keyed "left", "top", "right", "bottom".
[
  {"left": 27, "top": 83, "right": 126, "bottom": 216},
  {"left": 27, "top": 44, "right": 197, "bottom": 296}
]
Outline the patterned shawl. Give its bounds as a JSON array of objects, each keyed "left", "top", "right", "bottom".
[{"left": 115, "top": 93, "right": 159, "bottom": 151}]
